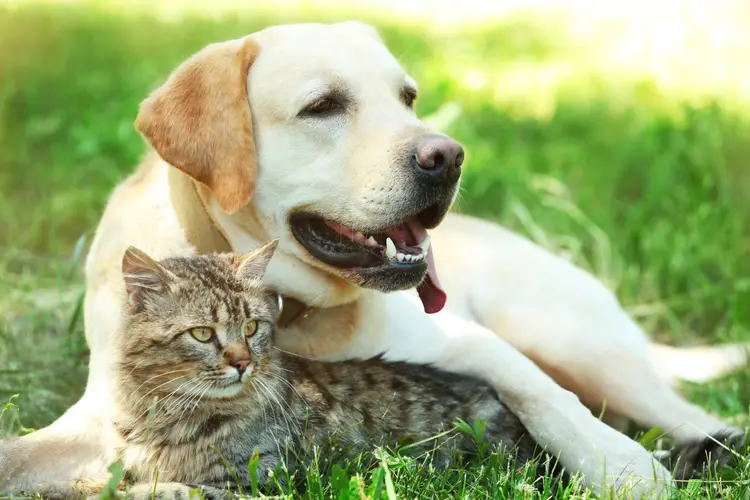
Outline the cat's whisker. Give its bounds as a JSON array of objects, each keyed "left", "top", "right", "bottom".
[
  {"left": 133, "top": 378, "right": 195, "bottom": 423},
  {"left": 177, "top": 380, "right": 215, "bottom": 422},
  {"left": 266, "top": 381, "right": 301, "bottom": 436},
  {"left": 255, "top": 377, "right": 299, "bottom": 437},
  {"left": 121, "top": 358, "right": 148, "bottom": 378},
  {"left": 171, "top": 380, "right": 210, "bottom": 422},
  {"left": 265, "top": 371, "right": 306, "bottom": 407},
  {"left": 136, "top": 377, "right": 206, "bottom": 425},
  {"left": 272, "top": 347, "right": 314, "bottom": 360},
  {"left": 130, "top": 375, "right": 189, "bottom": 413},
  {"left": 158, "top": 379, "right": 203, "bottom": 417},
  {"left": 250, "top": 379, "right": 271, "bottom": 430},
  {"left": 131, "top": 368, "right": 191, "bottom": 395}
]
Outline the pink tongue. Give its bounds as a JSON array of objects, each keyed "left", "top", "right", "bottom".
[
  {"left": 418, "top": 249, "right": 447, "bottom": 314},
  {"left": 406, "top": 219, "right": 447, "bottom": 314}
]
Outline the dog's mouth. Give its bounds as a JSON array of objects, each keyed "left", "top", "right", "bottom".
[{"left": 289, "top": 210, "right": 447, "bottom": 314}]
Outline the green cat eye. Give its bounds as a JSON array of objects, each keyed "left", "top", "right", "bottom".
[
  {"left": 244, "top": 319, "right": 258, "bottom": 337},
  {"left": 188, "top": 326, "right": 215, "bottom": 343}
]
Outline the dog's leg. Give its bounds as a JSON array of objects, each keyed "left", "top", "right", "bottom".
[
  {"left": 377, "top": 292, "right": 673, "bottom": 499},
  {"left": 468, "top": 287, "right": 739, "bottom": 444},
  {"left": 0, "top": 286, "right": 118, "bottom": 493},
  {"left": 430, "top": 215, "right": 742, "bottom": 444},
  {"left": 0, "top": 406, "right": 111, "bottom": 493}
]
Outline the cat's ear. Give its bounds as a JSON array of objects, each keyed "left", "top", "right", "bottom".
[
  {"left": 235, "top": 239, "right": 279, "bottom": 282},
  {"left": 122, "top": 247, "right": 176, "bottom": 308}
]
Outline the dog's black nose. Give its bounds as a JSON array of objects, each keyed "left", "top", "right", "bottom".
[{"left": 413, "top": 135, "right": 464, "bottom": 185}]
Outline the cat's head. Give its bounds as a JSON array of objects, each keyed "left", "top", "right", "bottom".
[{"left": 117, "top": 240, "right": 281, "bottom": 401}]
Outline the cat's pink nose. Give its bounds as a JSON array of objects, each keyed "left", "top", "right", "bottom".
[{"left": 231, "top": 358, "right": 252, "bottom": 377}]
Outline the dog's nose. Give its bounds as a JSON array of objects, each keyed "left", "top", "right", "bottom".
[
  {"left": 231, "top": 358, "right": 252, "bottom": 376},
  {"left": 414, "top": 135, "right": 464, "bottom": 185}
]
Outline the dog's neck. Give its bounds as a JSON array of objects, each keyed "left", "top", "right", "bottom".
[{"left": 167, "top": 167, "right": 312, "bottom": 328}]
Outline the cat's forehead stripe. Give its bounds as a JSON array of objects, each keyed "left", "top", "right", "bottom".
[
  {"left": 166, "top": 256, "right": 244, "bottom": 294},
  {"left": 161, "top": 255, "right": 276, "bottom": 324}
]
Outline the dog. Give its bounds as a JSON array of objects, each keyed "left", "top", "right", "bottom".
[{"left": 1, "top": 21, "right": 746, "bottom": 498}]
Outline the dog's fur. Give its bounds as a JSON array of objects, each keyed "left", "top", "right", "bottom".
[{"left": 1, "top": 21, "right": 747, "bottom": 498}]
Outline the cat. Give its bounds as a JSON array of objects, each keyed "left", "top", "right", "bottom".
[{"left": 12, "top": 240, "right": 743, "bottom": 499}]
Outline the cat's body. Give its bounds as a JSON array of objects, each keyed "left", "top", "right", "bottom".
[
  {"left": 116, "top": 352, "right": 543, "bottom": 490},
  {"left": 110, "top": 244, "right": 547, "bottom": 495},
  {"left": 21, "top": 242, "right": 742, "bottom": 499}
]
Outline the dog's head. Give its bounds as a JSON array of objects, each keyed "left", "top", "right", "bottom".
[{"left": 135, "top": 22, "right": 463, "bottom": 314}]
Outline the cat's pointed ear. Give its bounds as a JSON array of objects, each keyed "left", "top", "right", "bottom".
[
  {"left": 122, "top": 247, "right": 176, "bottom": 308},
  {"left": 235, "top": 239, "right": 279, "bottom": 282}
]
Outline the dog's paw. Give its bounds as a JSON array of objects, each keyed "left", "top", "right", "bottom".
[{"left": 577, "top": 417, "right": 674, "bottom": 499}]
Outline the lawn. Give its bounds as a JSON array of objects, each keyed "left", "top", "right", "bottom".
[{"left": 1, "top": 0, "right": 749, "bottom": 498}]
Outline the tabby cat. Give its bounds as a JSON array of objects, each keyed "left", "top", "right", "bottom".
[{"left": 28, "top": 240, "right": 743, "bottom": 499}]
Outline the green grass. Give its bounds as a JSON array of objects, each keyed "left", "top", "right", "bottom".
[{"left": 0, "top": 0, "right": 749, "bottom": 497}]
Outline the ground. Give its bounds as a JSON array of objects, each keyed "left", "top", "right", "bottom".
[{"left": 0, "top": 0, "right": 749, "bottom": 498}]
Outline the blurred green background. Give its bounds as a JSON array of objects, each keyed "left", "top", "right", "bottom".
[{"left": 0, "top": 0, "right": 749, "bottom": 468}]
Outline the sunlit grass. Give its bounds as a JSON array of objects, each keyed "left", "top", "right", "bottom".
[{"left": 0, "top": 1, "right": 749, "bottom": 498}]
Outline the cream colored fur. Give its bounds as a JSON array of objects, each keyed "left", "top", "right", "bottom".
[{"left": 1, "top": 21, "right": 746, "bottom": 499}]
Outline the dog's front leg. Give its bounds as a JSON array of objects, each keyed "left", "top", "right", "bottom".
[{"left": 376, "top": 292, "right": 673, "bottom": 498}]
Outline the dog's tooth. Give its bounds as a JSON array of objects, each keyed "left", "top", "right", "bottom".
[
  {"left": 385, "top": 238, "right": 397, "bottom": 259},
  {"left": 355, "top": 231, "right": 365, "bottom": 241},
  {"left": 396, "top": 253, "right": 405, "bottom": 262},
  {"left": 418, "top": 234, "right": 431, "bottom": 252},
  {"left": 367, "top": 236, "right": 378, "bottom": 246}
]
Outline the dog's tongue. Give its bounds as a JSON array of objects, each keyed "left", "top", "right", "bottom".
[
  {"left": 406, "top": 219, "right": 447, "bottom": 314},
  {"left": 418, "top": 249, "right": 447, "bottom": 314}
]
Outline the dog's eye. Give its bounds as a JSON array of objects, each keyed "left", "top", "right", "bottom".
[
  {"left": 402, "top": 89, "right": 417, "bottom": 109},
  {"left": 301, "top": 98, "right": 342, "bottom": 116}
]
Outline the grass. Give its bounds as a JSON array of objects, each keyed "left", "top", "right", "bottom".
[{"left": 0, "top": 0, "right": 749, "bottom": 497}]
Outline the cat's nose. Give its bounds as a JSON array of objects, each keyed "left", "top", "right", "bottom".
[{"left": 231, "top": 358, "right": 252, "bottom": 376}]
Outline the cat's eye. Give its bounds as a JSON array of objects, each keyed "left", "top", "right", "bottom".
[
  {"left": 244, "top": 319, "right": 258, "bottom": 337},
  {"left": 188, "top": 326, "right": 215, "bottom": 343}
]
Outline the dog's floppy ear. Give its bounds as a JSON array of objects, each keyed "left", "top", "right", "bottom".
[{"left": 135, "top": 37, "right": 261, "bottom": 214}]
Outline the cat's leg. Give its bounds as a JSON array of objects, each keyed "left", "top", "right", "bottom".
[{"left": 374, "top": 291, "right": 673, "bottom": 499}]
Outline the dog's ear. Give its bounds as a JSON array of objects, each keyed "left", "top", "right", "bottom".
[{"left": 135, "top": 37, "right": 261, "bottom": 214}]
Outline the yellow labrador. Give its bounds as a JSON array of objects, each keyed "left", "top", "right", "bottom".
[{"left": 2, "top": 21, "right": 746, "bottom": 497}]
